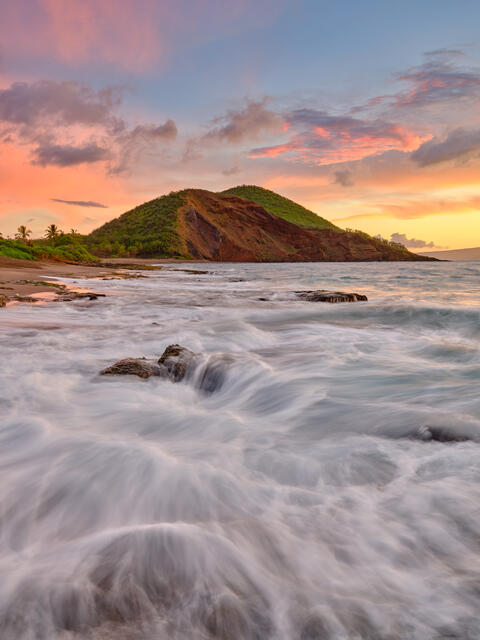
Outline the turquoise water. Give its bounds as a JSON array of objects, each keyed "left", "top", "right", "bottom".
[{"left": 1, "top": 261, "right": 479, "bottom": 639}]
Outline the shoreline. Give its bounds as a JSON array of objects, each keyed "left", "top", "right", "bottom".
[
  {"left": 0, "top": 255, "right": 448, "bottom": 307},
  {"left": 0, "top": 257, "right": 173, "bottom": 304}
]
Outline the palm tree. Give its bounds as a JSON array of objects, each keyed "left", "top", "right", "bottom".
[
  {"left": 45, "top": 224, "right": 60, "bottom": 241},
  {"left": 15, "top": 225, "right": 32, "bottom": 243},
  {"left": 70, "top": 228, "right": 79, "bottom": 236}
]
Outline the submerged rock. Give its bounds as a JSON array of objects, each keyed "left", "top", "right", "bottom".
[
  {"left": 195, "top": 354, "right": 233, "bottom": 394},
  {"left": 158, "top": 344, "right": 197, "bottom": 382},
  {"left": 296, "top": 290, "right": 368, "bottom": 303},
  {"left": 204, "top": 592, "right": 271, "bottom": 640},
  {"left": 417, "top": 424, "right": 473, "bottom": 443},
  {"left": 101, "top": 358, "right": 161, "bottom": 379}
]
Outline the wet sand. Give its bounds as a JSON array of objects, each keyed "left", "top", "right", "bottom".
[{"left": 0, "top": 257, "right": 185, "bottom": 302}]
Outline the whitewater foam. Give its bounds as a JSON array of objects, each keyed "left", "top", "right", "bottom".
[{"left": 1, "top": 261, "right": 479, "bottom": 638}]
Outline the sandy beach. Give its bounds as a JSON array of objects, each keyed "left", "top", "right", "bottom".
[{"left": 0, "top": 257, "right": 191, "bottom": 303}]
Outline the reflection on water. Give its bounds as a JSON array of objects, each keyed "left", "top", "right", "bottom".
[{"left": 1, "top": 261, "right": 480, "bottom": 639}]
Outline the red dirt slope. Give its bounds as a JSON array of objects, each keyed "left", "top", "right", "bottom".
[{"left": 179, "top": 190, "right": 432, "bottom": 262}]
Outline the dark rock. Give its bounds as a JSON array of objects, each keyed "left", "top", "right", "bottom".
[
  {"left": 258, "top": 297, "right": 268, "bottom": 301},
  {"left": 177, "top": 268, "right": 209, "bottom": 275},
  {"left": 204, "top": 595, "right": 249, "bottom": 639},
  {"left": 100, "top": 345, "right": 197, "bottom": 383},
  {"left": 101, "top": 358, "right": 161, "bottom": 379},
  {"left": 296, "top": 290, "right": 368, "bottom": 303},
  {"left": 0, "top": 295, "right": 8, "bottom": 307},
  {"left": 204, "top": 593, "right": 271, "bottom": 640},
  {"left": 14, "top": 295, "right": 37, "bottom": 303},
  {"left": 417, "top": 424, "right": 472, "bottom": 443},
  {"left": 158, "top": 344, "right": 196, "bottom": 382},
  {"left": 301, "top": 614, "right": 330, "bottom": 639},
  {"left": 56, "top": 291, "right": 106, "bottom": 302}
]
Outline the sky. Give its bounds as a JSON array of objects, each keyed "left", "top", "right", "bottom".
[{"left": 1, "top": 0, "right": 480, "bottom": 250}]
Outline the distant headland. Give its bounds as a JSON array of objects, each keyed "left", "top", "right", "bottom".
[{"left": 85, "top": 185, "right": 434, "bottom": 262}]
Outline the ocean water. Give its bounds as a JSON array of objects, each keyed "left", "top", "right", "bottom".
[{"left": 1, "top": 261, "right": 480, "bottom": 639}]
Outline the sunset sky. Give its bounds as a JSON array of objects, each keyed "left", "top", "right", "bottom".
[{"left": 1, "top": 0, "right": 480, "bottom": 249}]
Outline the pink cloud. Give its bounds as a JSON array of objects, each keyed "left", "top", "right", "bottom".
[
  {"left": 1, "top": 0, "right": 164, "bottom": 71},
  {"left": 395, "top": 60, "right": 480, "bottom": 108},
  {"left": 0, "top": 0, "right": 288, "bottom": 72},
  {"left": 250, "top": 109, "right": 427, "bottom": 165}
]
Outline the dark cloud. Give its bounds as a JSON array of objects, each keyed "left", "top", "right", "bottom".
[
  {"left": 390, "top": 232, "right": 436, "bottom": 248},
  {"left": 333, "top": 168, "right": 354, "bottom": 187},
  {"left": 0, "top": 79, "right": 177, "bottom": 172},
  {"left": 204, "top": 99, "right": 283, "bottom": 144},
  {"left": 51, "top": 198, "right": 108, "bottom": 208},
  {"left": 33, "top": 143, "right": 109, "bottom": 167},
  {"left": 411, "top": 128, "right": 480, "bottom": 166},
  {"left": 0, "top": 80, "right": 123, "bottom": 130}
]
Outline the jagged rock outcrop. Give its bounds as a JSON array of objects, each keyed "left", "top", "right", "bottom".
[{"left": 157, "top": 344, "right": 196, "bottom": 382}]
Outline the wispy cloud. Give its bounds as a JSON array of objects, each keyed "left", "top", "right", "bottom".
[
  {"left": 203, "top": 99, "right": 283, "bottom": 144},
  {"left": 336, "top": 195, "right": 480, "bottom": 222},
  {"left": 333, "top": 168, "right": 354, "bottom": 187},
  {"left": 394, "top": 56, "right": 480, "bottom": 108},
  {"left": 222, "top": 165, "right": 240, "bottom": 176},
  {"left": 0, "top": 0, "right": 289, "bottom": 72},
  {"left": 184, "top": 98, "right": 283, "bottom": 163},
  {"left": 411, "top": 128, "right": 480, "bottom": 166},
  {"left": 51, "top": 198, "right": 108, "bottom": 208},
  {"left": 111, "top": 119, "right": 177, "bottom": 174}
]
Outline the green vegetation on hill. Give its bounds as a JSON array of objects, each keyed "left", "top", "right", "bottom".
[
  {"left": 0, "top": 236, "right": 97, "bottom": 262},
  {"left": 221, "top": 185, "right": 339, "bottom": 230},
  {"left": 85, "top": 191, "right": 188, "bottom": 258}
]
